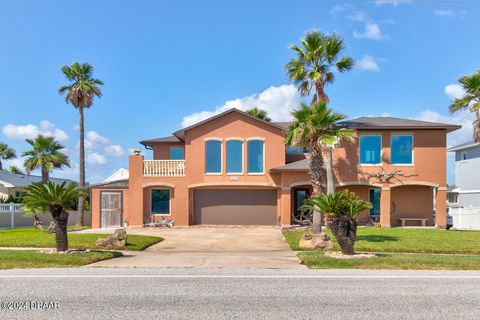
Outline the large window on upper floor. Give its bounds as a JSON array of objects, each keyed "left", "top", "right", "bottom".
[
  {"left": 226, "top": 140, "right": 243, "bottom": 174},
  {"left": 359, "top": 135, "right": 382, "bottom": 165},
  {"left": 391, "top": 135, "right": 413, "bottom": 165},
  {"left": 169, "top": 147, "right": 184, "bottom": 160},
  {"left": 247, "top": 139, "right": 264, "bottom": 174},
  {"left": 205, "top": 139, "right": 222, "bottom": 174}
]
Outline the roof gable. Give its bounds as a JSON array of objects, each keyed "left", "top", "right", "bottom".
[{"left": 173, "top": 108, "right": 285, "bottom": 141}]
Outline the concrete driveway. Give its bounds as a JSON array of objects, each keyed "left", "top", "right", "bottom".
[{"left": 85, "top": 227, "right": 303, "bottom": 269}]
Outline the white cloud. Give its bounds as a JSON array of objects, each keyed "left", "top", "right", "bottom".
[
  {"left": 347, "top": 11, "right": 368, "bottom": 22},
  {"left": 375, "top": 0, "right": 413, "bottom": 6},
  {"left": 434, "top": 9, "right": 467, "bottom": 18},
  {"left": 444, "top": 84, "right": 465, "bottom": 100},
  {"left": 181, "top": 84, "right": 300, "bottom": 127},
  {"left": 353, "top": 23, "right": 382, "bottom": 41},
  {"left": 2, "top": 121, "right": 69, "bottom": 142},
  {"left": 104, "top": 145, "right": 125, "bottom": 157},
  {"left": 414, "top": 109, "right": 474, "bottom": 147},
  {"left": 86, "top": 131, "right": 110, "bottom": 145},
  {"left": 357, "top": 55, "right": 380, "bottom": 71},
  {"left": 87, "top": 152, "right": 107, "bottom": 165}
]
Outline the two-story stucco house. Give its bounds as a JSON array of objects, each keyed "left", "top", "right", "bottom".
[
  {"left": 448, "top": 140, "right": 480, "bottom": 207},
  {"left": 90, "top": 108, "right": 460, "bottom": 229}
]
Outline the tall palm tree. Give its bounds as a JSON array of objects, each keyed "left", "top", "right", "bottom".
[
  {"left": 286, "top": 30, "right": 354, "bottom": 104},
  {"left": 23, "top": 182, "right": 80, "bottom": 251},
  {"left": 286, "top": 31, "right": 354, "bottom": 196},
  {"left": 0, "top": 142, "right": 16, "bottom": 171},
  {"left": 22, "top": 135, "right": 70, "bottom": 184},
  {"left": 285, "top": 102, "right": 353, "bottom": 234},
  {"left": 246, "top": 107, "right": 271, "bottom": 122},
  {"left": 58, "top": 62, "right": 103, "bottom": 226},
  {"left": 449, "top": 70, "right": 480, "bottom": 141}
]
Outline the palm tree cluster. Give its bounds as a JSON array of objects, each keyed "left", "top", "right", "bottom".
[{"left": 285, "top": 30, "right": 355, "bottom": 239}]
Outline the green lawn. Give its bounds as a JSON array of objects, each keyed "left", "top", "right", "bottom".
[
  {"left": 0, "top": 250, "right": 122, "bottom": 269},
  {"left": 0, "top": 228, "right": 162, "bottom": 251},
  {"left": 283, "top": 228, "right": 480, "bottom": 254},
  {"left": 299, "top": 252, "right": 480, "bottom": 270}
]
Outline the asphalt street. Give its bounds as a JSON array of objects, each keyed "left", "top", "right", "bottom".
[{"left": 0, "top": 268, "right": 479, "bottom": 320}]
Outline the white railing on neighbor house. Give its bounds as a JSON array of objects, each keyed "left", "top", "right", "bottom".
[
  {"left": 449, "top": 207, "right": 480, "bottom": 230},
  {"left": 143, "top": 160, "right": 185, "bottom": 177},
  {"left": 0, "top": 203, "right": 24, "bottom": 228}
]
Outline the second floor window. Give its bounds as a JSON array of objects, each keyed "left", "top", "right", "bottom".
[
  {"left": 205, "top": 140, "right": 222, "bottom": 174},
  {"left": 247, "top": 139, "right": 264, "bottom": 174},
  {"left": 170, "top": 147, "right": 184, "bottom": 160},
  {"left": 391, "top": 135, "right": 413, "bottom": 165},
  {"left": 227, "top": 140, "right": 243, "bottom": 174},
  {"left": 359, "top": 135, "right": 381, "bottom": 165}
]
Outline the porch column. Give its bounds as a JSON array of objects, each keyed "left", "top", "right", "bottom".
[
  {"left": 127, "top": 154, "right": 145, "bottom": 227},
  {"left": 380, "top": 186, "right": 391, "bottom": 227},
  {"left": 435, "top": 187, "right": 447, "bottom": 229},
  {"left": 280, "top": 187, "right": 292, "bottom": 226}
]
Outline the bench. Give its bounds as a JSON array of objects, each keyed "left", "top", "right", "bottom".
[{"left": 398, "top": 218, "right": 428, "bottom": 227}]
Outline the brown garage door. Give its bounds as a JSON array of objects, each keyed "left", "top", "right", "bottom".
[{"left": 194, "top": 189, "right": 277, "bottom": 225}]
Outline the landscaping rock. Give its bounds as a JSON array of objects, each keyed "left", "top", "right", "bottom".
[
  {"left": 96, "top": 228, "right": 127, "bottom": 247},
  {"left": 299, "top": 232, "right": 334, "bottom": 251},
  {"left": 325, "top": 251, "right": 376, "bottom": 259}
]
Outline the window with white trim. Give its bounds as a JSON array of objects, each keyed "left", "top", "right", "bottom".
[
  {"left": 226, "top": 140, "right": 243, "bottom": 174},
  {"left": 247, "top": 139, "right": 264, "bottom": 173},
  {"left": 205, "top": 140, "right": 222, "bottom": 174},
  {"left": 359, "top": 135, "right": 381, "bottom": 165},
  {"left": 391, "top": 135, "right": 413, "bottom": 165}
]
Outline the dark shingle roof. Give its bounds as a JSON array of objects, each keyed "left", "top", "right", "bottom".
[
  {"left": 270, "top": 159, "right": 309, "bottom": 172},
  {"left": 0, "top": 171, "right": 74, "bottom": 188},
  {"left": 139, "top": 135, "right": 182, "bottom": 147},
  {"left": 88, "top": 179, "right": 129, "bottom": 189},
  {"left": 448, "top": 140, "right": 480, "bottom": 152},
  {"left": 339, "top": 117, "right": 461, "bottom": 132}
]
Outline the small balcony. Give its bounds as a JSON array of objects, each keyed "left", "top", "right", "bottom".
[{"left": 143, "top": 160, "right": 185, "bottom": 177}]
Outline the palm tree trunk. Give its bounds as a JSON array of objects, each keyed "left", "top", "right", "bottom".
[
  {"left": 309, "top": 145, "right": 323, "bottom": 234},
  {"left": 326, "top": 217, "right": 357, "bottom": 255},
  {"left": 33, "top": 168, "right": 50, "bottom": 229},
  {"left": 315, "top": 80, "right": 329, "bottom": 104},
  {"left": 76, "top": 107, "right": 85, "bottom": 226},
  {"left": 41, "top": 167, "right": 48, "bottom": 184},
  {"left": 54, "top": 211, "right": 69, "bottom": 252},
  {"left": 325, "top": 148, "right": 335, "bottom": 195}
]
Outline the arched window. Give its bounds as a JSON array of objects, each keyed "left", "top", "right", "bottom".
[
  {"left": 247, "top": 139, "right": 264, "bottom": 174},
  {"left": 226, "top": 140, "right": 243, "bottom": 174},
  {"left": 205, "top": 140, "right": 222, "bottom": 174}
]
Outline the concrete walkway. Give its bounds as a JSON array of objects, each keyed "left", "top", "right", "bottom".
[{"left": 82, "top": 227, "right": 304, "bottom": 269}]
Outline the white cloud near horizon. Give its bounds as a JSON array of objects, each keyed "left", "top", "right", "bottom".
[
  {"left": 434, "top": 9, "right": 467, "bottom": 18},
  {"left": 104, "top": 145, "right": 125, "bottom": 157},
  {"left": 357, "top": 55, "right": 380, "bottom": 71},
  {"left": 353, "top": 23, "right": 383, "bottom": 41},
  {"left": 2, "top": 121, "right": 69, "bottom": 142},
  {"left": 375, "top": 0, "right": 413, "bottom": 6},
  {"left": 181, "top": 85, "right": 300, "bottom": 128}
]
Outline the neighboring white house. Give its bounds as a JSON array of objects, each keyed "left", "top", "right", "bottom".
[
  {"left": 0, "top": 171, "right": 74, "bottom": 200},
  {"left": 103, "top": 168, "right": 129, "bottom": 183},
  {"left": 448, "top": 140, "right": 480, "bottom": 207}
]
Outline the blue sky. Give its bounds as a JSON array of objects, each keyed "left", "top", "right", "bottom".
[{"left": 0, "top": 0, "right": 478, "bottom": 184}]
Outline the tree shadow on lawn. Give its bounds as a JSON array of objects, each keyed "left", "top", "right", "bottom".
[{"left": 356, "top": 235, "right": 399, "bottom": 243}]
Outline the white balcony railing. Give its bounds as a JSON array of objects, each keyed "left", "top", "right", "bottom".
[{"left": 143, "top": 160, "right": 185, "bottom": 177}]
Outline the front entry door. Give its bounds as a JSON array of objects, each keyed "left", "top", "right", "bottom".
[
  {"left": 101, "top": 192, "right": 122, "bottom": 228},
  {"left": 293, "top": 189, "right": 310, "bottom": 225}
]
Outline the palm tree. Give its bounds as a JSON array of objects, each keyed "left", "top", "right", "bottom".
[
  {"left": 285, "top": 102, "right": 353, "bottom": 234},
  {"left": 58, "top": 62, "right": 103, "bottom": 226},
  {"left": 301, "top": 190, "right": 371, "bottom": 255},
  {"left": 23, "top": 182, "right": 80, "bottom": 251},
  {"left": 286, "top": 31, "right": 354, "bottom": 195},
  {"left": 22, "top": 135, "right": 70, "bottom": 184},
  {"left": 8, "top": 165, "right": 24, "bottom": 175},
  {"left": 246, "top": 107, "right": 271, "bottom": 122},
  {"left": 286, "top": 30, "right": 354, "bottom": 104},
  {"left": 0, "top": 142, "right": 16, "bottom": 171},
  {"left": 449, "top": 70, "right": 480, "bottom": 141}
]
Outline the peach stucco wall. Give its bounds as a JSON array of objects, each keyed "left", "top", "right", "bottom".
[{"left": 92, "top": 112, "right": 449, "bottom": 229}]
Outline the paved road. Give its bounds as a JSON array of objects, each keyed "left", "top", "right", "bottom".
[
  {"left": 1, "top": 268, "right": 480, "bottom": 320},
  {"left": 81, "top": 227, "right": 302, "bottom": 268}
]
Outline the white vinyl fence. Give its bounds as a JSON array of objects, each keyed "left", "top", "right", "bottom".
[
  {"left": 449, "top": 207, "right": 480, "bottom": 230},
  {"left": 0, "top": 203, "right": 91, "bottom": 228}
]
